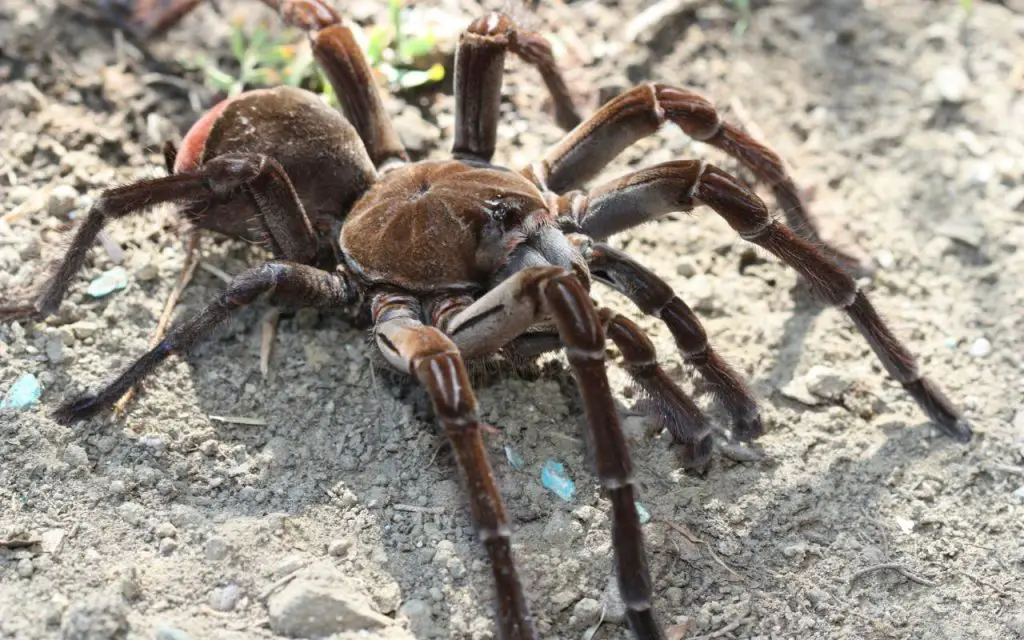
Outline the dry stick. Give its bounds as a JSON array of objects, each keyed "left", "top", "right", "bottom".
[
  {"left": 113, "top": 232, "right": 200, "bottom": 416},
  {"left": 845, "top": 563, "right": 937, "bottom": 593},
  {"left": 658, "top": 519, "right": 742, "bottom": 580},
  {"left": 689, "top": 615, "right": 754, "bottom": 640},
  {"left": 260, "top": 306, "right": 281, "bottom": 379},
  {"left": 393, "top": 504, "right": 445, "bottom": 514},
  {"left": 958, "top": 570, "right": 1016, "bottom": 597}
]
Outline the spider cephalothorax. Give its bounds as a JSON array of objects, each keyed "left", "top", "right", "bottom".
[{"left": 1, "top": 1, "right": 972, "bottom": 638}]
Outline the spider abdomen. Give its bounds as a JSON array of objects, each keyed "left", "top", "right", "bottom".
[{"left": 341, "top": 160, "right": 549, "bottom": 291}]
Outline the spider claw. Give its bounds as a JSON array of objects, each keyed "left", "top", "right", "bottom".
[
  {"left": 901, "top": 377, "right": 974, "bottom": 443},
  {"left": 730, "top": 410, "right": 765, "bottom": 442},
  {"left": 52, "top": 395, "right": 106, "bottom": 426},
  {"left": 675, "top": 435, "right": 713, "bottom": 474}
]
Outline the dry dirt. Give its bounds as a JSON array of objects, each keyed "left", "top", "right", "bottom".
[{"left": 1, "top": 0, "right": 1023, "bottom": 639}]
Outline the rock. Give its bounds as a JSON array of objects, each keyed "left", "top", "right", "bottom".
[
  {"left": 392, "top": 108, "right": 440, "bottom": 155},
  {"left": 41, "top": 529, "right": 66, "bottom": 554},
  {"left": 937, "top": 219, "right": 985, "bottom": 248},
  {"left": 71, "top": 322, "right": 99, "bottom": 339},
  {"left": 804, "top": 366, "right": 853, "bottom": 400},
  {"left": 47, "top": 185, "right": 79, "bottom": 217},
  {"left": 327, "top": 538, "right": 351, "bottom": 557},
  {"left": 61, "top": 595, "right": 130, "bottom": 640},
  {"left": 17, "top": 558, "right": 34, "bottom": 578},
  {"left": 208, "top": 584, "right": 241, "bottom": 612},
  {"left": 779, "top": 379, "right": 820, "bottom": 406},
  {"left": 63, "top": 444, "right": 89, "bottom": 469},
  {"left": 155, "top": 522, "right": 177, "bottom": 539},
  {"left": 155, "top": 627, "right": 191, "bottom": 640},
  {"left": 267, "top": 579, "right": 392, "bottom": 637},
  {"left": 968, "top": 337, "right": 992, "bottom": 357},
  {"left": 46, "top": 336, "right": 67, "bottom": 363},
  {"left": 204, "top": 537, "right": 230, "bottom": 562},
  {"left": 135, "top": 263, "right": 159, "bottom": 282},
  {"left": 933, "top": 65, "right": 970, "bottom": 103},
  {"left": 571, "top": 597, "right": 602, "bottom": 629},
  {"left": 117, "top": 502, "right": 146, "bottom": 526},
  {"left": 399, "top": 598, "right": 432, "bottom": 629},
  {"left": 159, "top": 538, "right": 177, "bottom": 555}
]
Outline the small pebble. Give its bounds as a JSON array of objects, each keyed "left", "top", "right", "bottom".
[
  {"left": 204, "top": 537, "right": 230, "bottom": 562},
  {"left": 933, "top": 65, "right": 970, "bottom": 103},
  {"left": 635, "top": 501, "right": 651, "bottom": 525},
  {"left": 267, "top": 579, "right": 393, "bottom": 636},
  {"left": 208, "top": 584, "right": 241, "bottom": 612},
  {"left": 327, "top": 538, "right": 351, "bottom": 557},
  {"left": 155, "top": 627, "right": 191, "bottom": 640},
  {"left": 17, "top": 558, "right": 34, "bottom": 578},
  {"left": 503, "top": 445, "right": 525, "bottom": 470},
  {"left": 47, "top": 185, "right": 78, "bottom": 217},
  {"left": 155, "top": 522, "right": 177, "bottom": 539},
  {"left": 571, "top": 597, "right": 603, "bottom": 629},
  {"left": 86, "top": 266, "right": 129, "bottom": 298},
  {"left": 399, "top": 598, "right": 432, "bottom": 628},
  {"left": 1, "top": 373, "right": 42, "bottom": 409},
  {"left": 969, "top": 338, "right": 992, "bottom": 357},
  {"left": 159, "top": 538, "right": 177, "bottom": 555},
  {"left": 540, "top": 459, "right": 575, "bottom": 502}
]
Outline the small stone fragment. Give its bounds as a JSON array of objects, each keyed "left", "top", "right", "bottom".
[
  {"left": 155, "top": 627, "right": 191, "bottom": 640},
  {"left": 572, "top": 597, "right": 603, "bottom": 629},
  {"left": 159, "top": 538, "right": 177, "bottom": 555},
  {"left": 399, "top": 598, "right": 432, "bottom": 629},
  {"left": 2, "top": 373, "right": 42, "bottom": 409},
  {"left": 327, "top": 538, "right": 351, "bottom": 557},
  {"left": 204, "top": 537, "right": 230, "bottom": 562},
  {"left": 635, "top": 501, "right": 651, "bottom": 525},
  {"left": 47, "top": 185, "right": 79, "bottom": 217},
  {"left": 804, "top": 366, "right": 852, "bottom": 400},
  {"left": 267, "top": 579, "right": 393, "bottom": 637},
  {"left": 933, "top": 65, "right": 970, "bottom": 103},
  {"left": 41, "top": 529, "right": 66, "bottom": 554},
  {"left": 779, "top": 378, "right": 820, "bottom": 406},
  {"left": 208, "top": 584, "right": 241, "bottom": 612},
  {"left": 135, "top": 262, "right": 159, "bottom": 282},
  {"left": 86, "top": 266, "right": 129, "bottom": 298},
  {"left": 968, "top": 337, "right": 992, "bottom": 358},
  {"left": 61, "top": 595, "right": 130, "bottom": 640},
  {"left": 155, "top": 522, "right": 177, "bottom": 539},
  {"left": 17, "top": 558, "right": 34, "bottom": 578},
  {"left": 1011, "top": 485, "right": 1024, "bottom": 499},
  {"left": 540, "top": 459, "right": 575, "bottom": 502},
  {"left": 503, "top": 445, "right": 525, "bottom": 470},
  {"left": 63, "top": 444, "right": 89, "bottom": 469},
  {"left": 46, "top": 337, "right": 67, "bottom": 363}
]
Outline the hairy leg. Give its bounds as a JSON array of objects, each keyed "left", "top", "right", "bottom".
[
  {"left": 54, "top": 261, "right": 357, "bottom": 424},
  {"left": 441, "top": 267, "right": 665, "bottom": 639},
  {"left": 261, "top": 0, "right": 408, "bottom": 168},
  {"left": 585, "top": 241, "right": 763, "bottom": 441},
  {"left": 371, "top": 293, "right": 534, "bottom": 640},
  {"left": 556, "top": 161, "right": 971, "bottom": 441},
  {"left": 452, "top": 12, "right": 581, "bottom": 163},
  {"left": 525, "top": 84, "right": 866, "bottom": 273}
]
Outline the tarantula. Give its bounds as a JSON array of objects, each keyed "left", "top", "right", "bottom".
[{"left": 2, "top": 1, "right": 972, "bottom": 637}]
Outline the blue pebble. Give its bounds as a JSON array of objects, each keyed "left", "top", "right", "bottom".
[
  {"left": 1, "top": 373, "right": 42, "bottom": 409},
  {"left": 541, "top": 459, "right": 575, "bottom": 502}
]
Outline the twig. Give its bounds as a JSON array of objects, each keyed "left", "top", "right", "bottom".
[
  {"left": 198, "top": 261, "right": 234, "bottom": 284},
  {"left": 258, "top": 562, "right": 309, "bottom": 602},
  {"left": 260, "top": 307, "right": 281, "bottom": 379},
  {"left": 958, "top": 570, "right": 1016, "bottom": 597},
  {"left": 658, "top": 519, "right": 742, "bottom": 580},
  {"left": 208, "top": 415, "right": 267, "bottom": 426},
  {"left": 393, "top": 503, "right": 444, "bottom": 514},
  {"left": 846, "top": 563, "right": 937, "bottom": 592},
  {"left": 689, "top": 616, "right": 753, "bottom": 640},
  {"left": 113, "top": 232, "right": 200, "bottom": 416},
  {"left": 983, "top": 463, "right": 1024, "bottom": 476}
]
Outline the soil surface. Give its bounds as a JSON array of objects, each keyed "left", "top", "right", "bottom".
[{"left": 2, "top": 0, "right": 1023, "bottom": 639}]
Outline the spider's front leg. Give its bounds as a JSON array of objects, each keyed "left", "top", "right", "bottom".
[
  {"left": 371, "top": 294, "right": 535, "bottom": 640},
  {"left": 562, "top": 160, "right": 972, "bottom": 442},
  {"left": 53, "top": 260, "right": 357, "bottom": 424},
  {"left": 452, "top": 12, "right": 582, "bottom": 163},
  {"left": 526, "top": 84, "right": 868, "bottom": 276},
  {"left": 440, "top": 267, "right": 665, "bottom": 639}
]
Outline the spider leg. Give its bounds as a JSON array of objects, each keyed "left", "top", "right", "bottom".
[
  {"left": 585, "top": 242, "right": 763, "bottom": 442},
  {"left": 371, "top": 294, "right": 535, "bottom": 640},
  {"left": 52, "top": 261, "right": 357, "bottom": 425},
  {"left": 260, "top": 0, "right": 408, "bottom": 168},
  {"left": 524, "top": 83, "right": 866, "bottom": 274},
  {"left": 452, "top": 12, "right": 581, "bottom": 163},
  {"left": 598, "top": 308, "right": 712, "bottom": 470},
  {"left": 442, "top": 267, "right": 664, "bottom": 639},
  {"left": 0, "top": 154, "right": 318, "bottom": 322},
  {"left": 563, "top": 160, "right": 972, "bottom": 442}
]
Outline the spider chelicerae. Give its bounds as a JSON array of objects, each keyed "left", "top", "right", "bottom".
[{"left": 0, "top": 1, "right": 973, "bottom": 637}]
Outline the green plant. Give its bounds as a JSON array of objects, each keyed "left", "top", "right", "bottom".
[{"left": 182, "top": 0, "right": 445, "bottom": 107}]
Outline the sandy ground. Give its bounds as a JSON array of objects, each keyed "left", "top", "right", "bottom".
[{"left": 1, "top": 0, "right": 1023, "bottom": 638}]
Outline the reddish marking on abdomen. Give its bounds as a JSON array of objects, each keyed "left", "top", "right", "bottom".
[{"left": 173, "top": 97, "right": 232, "bottom": 173}]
